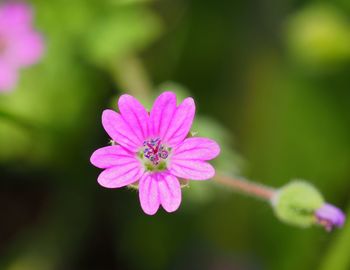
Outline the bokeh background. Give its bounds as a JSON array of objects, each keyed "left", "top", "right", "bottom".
[{"left": 1, "top": 0, "right": 350, "bottom": 269}]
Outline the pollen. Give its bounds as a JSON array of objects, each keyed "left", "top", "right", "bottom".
[{"left": 142, "top": 138, "right": 170, "bottom": 167}]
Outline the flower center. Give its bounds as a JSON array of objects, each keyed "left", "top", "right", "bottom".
[{"left": 139, "top": 138, "right": 171, "bottom": 171}]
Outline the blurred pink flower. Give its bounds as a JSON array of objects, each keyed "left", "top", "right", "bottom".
[
  {"left": 315, "top": 203, "right": 346, "bottom": 231},
  {"left": 91, "top": 92, "right": 220, "bottom": 215},
  {"left": 0, "top": 2, "right": 44, "bottom": 92}
]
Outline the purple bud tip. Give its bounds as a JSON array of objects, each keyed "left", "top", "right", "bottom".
[{"left": 315, "top": 203, "right": 346, "bottom": 232}]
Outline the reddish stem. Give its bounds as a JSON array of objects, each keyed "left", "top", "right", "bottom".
[{"left": 214, "top": 173, "right": 276, "bottom": 201}]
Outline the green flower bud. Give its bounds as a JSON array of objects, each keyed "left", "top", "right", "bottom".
[{"left": 272, "top": 180, "right": 325, "bottom": 228}]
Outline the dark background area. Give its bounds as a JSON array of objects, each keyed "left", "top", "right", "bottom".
[{"left": 1, "top": 0, "right": 350, "bottom": 269}]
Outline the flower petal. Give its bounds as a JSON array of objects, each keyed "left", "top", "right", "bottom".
[
  {"left": 7, "top": 31, "right": 44, "bottom": 67},
  {"left": 169, "top": 160, "right": 215, "bottom": 180},
  {"left": 102, "top": 109, "right": 141, "bottom": 151},
  {"left": 157, "top": 173, "right": 181, "bottom": 213},
  {"left": 90, "top": 145, "right": 136, "bottom": 169},
  {"left": 0, "top": 60, "right": 17, "bottom": 92},
  {"left": 163, "top": 97, "right": 195, "bottom": 146},
  {"left": 118, "top": 94, "right": 149, "bottom": 142},
  {"left": 172, "top": 137, "right": 220, "bottom": 161},
  {"left": 149, "top": 91, "right": 177, "bottom": 139},
  {"left": 139, "top": 173, "right": 160, "bottom": 215},
  {"left": 97, "top": 161, "right": 144, "bottom": 188},
  {"left": 0, "top": 3, "right": 32, "bottom": 31}
]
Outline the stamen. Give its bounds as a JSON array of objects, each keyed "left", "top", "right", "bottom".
[{"left": 142, "top": 138, "right": 169, "bottom": 166}]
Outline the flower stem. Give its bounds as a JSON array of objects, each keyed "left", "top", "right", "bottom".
[
  {"left": 111, "top": 55, "right": 153, "bottom": 100},
  {"left": 214, "top": 173, "right": 276, "bottom": 201},
  {"left": 0, "top": 108, "right": 60, "bottom": 135},
  {"left": 0, "top": 108, "right": 40, "bottom": 132}
]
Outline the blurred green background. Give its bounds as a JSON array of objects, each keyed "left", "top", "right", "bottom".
[{"left": 1, "top": 0, "right": 350, "bottom": 269}]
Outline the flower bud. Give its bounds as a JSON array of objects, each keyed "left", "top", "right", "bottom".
[
  {"left": 272, "top": 181, "right": 325, "bottom": 228},
  {"left": 272, "top": 180, "right": 346, "bottom": 231}
]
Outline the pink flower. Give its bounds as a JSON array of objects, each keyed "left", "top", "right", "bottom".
[
  {"left": 90, "top": 92, "right": 220, "bottom": 215},
  {"left": 0, "top": 2, "right": 44, "bottom": 92}
]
